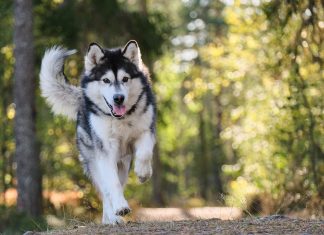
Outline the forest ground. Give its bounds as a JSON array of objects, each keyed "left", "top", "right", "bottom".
[
  {"left": 33, "top": 208, "right": 323, "bottom": 234},
  {"left": 38, "top": 217, "right": 323, "bottom": 234}
]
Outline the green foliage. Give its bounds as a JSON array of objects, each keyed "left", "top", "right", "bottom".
[
  {"left": 155, "top": 0, "right": 323, "bottom": 214},
  {"left": 218, "top": 0, "right": 323, "bottom": 213}
]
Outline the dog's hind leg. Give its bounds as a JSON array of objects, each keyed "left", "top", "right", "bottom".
[{"left": 118, "top": 155, "right": 132, "bottom": 188}]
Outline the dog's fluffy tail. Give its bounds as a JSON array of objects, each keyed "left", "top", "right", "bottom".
[{"left": 40, "top": 46, "right": 82, "bottom": 120}]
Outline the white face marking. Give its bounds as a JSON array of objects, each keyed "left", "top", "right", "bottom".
[
  {"left": 100, "top": 70, "right": 130, "bottom": 117},
  {"left": 84, "top": 68, "right": 144, "bottom": 118}
]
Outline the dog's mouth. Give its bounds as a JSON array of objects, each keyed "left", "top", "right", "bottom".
[
  {"left": 103, "top": 97, "right": 126, "bottom": 118},
  {"left": 112, "top": 105, "right": 126, "bottom": 117}
]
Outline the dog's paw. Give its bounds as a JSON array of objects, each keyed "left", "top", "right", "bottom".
[
  {"left": 134, "top": 159, "right": 152, "bottom": 183},
  {"left": 102, "top": 214, "right": 124, "bottom": 225},
  {"left": 115, "top": 207, "right": 131, "bottom": 216},
  {"left": 111, "top": 197, "right": 131, "bottom": 217}
]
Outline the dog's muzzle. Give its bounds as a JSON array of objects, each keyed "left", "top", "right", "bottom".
[{"left": 103, "top": 96, "right": 126, "bottom": 118}]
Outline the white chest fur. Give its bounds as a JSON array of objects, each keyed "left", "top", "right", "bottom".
[{"left": 89, "top": 104, "right": 154, "bottom": 157}]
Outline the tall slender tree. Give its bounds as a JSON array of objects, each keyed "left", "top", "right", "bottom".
[{"left": 13, "top": 0, "right": 42, "bottom": 217}]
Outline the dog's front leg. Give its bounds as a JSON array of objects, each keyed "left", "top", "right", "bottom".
[
  {"left": 134, "top": 131, "right": 155, "bottom": 183},
  {"left": 91, "top": 148, "right": 130, "bottom": 224},
  {"left": 102, "top": 196, "right": 123, "bottom": 225}
]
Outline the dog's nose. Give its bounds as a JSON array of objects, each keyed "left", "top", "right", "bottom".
[{"left": 113, "top": 94, "right": 125, "bottom": 105}]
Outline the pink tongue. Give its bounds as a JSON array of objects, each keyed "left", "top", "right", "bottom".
[{"left": 113, "top": 105, "right": 126, "bottom": 116}]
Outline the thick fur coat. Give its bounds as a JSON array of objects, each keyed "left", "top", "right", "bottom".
[{"left": 40, "top": 41, "right": 156, "bottom": 224}]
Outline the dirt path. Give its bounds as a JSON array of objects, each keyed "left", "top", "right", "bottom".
[
  {"left": 40, "top": 216, "right": 323, "bottom": 234},
  {"left": 134, "top": 207, "right": 242, "bottom": 221}
]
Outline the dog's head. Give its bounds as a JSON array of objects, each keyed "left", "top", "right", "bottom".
[{"left": 82, "top": 41, "right": 145, "bottom": 119}]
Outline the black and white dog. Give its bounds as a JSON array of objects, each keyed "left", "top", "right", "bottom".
[{"left": 40, "top": 41, "right": 156, "bottom": 224}]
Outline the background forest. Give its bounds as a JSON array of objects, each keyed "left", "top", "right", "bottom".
[{"left": 0, "top": 0, "right": 323, "bottom": 232}]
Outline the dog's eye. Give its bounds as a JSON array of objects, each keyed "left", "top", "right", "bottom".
[
  {"left": 122, "top": 77, "right": 129, "bottom": 83},
  {"left": 103, "top": 78, "right": 110, "bottom": 84}
]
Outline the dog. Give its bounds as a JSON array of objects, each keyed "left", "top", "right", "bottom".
[{"left": 40, "top": 41, "right": 156, "bottom": 224}]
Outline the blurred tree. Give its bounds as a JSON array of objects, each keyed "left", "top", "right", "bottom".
[{"left": 13, "top": 0, "right": 42, "bottom": 216}]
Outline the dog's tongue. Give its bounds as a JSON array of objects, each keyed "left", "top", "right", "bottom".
[{"left": 113, "top": 105, "right": 126, "bottom": 116}]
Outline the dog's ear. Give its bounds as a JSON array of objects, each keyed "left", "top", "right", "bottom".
[
  {"left": 85, "top": 43, "right": 104, "bottom": 73},
  {"left": 122, "top": 40, "right": 143, "bottom": 70}
]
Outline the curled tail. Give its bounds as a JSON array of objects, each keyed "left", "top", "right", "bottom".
[{"left": 40, "top": 46, "right": 82, "bottom": 120}]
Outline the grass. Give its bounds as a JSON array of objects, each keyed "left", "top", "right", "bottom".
[{"left": 0, "top": 206, "right": 48, "bottom": 235}]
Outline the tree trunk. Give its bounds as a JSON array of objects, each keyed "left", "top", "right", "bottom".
[
  {"left": 212, "top": 95, "right": 224, "bottom": 195},
  {"left": 13, "top": 0, "right": 42, "bottom": 217},
  {"left": 198, "top": 111, "right": 209, "bottom": 199},
  {"left": 139, "top": 0, "right": 148, "bottom": 16}
]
